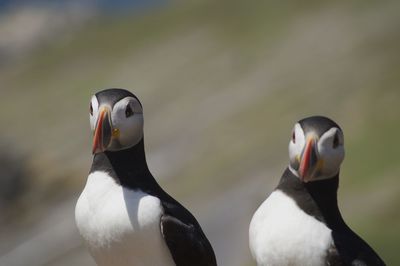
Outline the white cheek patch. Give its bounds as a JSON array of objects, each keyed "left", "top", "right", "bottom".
[
  {"left": 317, "top": 127, "right": 345, "bottom": 179},
  {"left": 318, "top": 128, "right": 338, "bottom": 151},
  {"left": 90, "top": 96, "right": 99, "bottom": 131},
  {"left": 111, "top": 97, "right": 144, "bottom": 150},
  {"left": 288, "top": 123, "right": 305, "bottom": 172}
]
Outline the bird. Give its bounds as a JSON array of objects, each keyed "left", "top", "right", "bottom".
[
  {"left": 249, "top": 116, "right": 386, "bottom": 266},
  {"left": 75, "top": 88, "right": 217, "bottom": 266}
]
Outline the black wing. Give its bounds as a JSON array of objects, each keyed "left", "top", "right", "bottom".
[
  {"left": 160, "top": 201, "right": 217, "bottom": 266},
  {"left": 328, "top": 230, "right": 386, "bottom": 266},
  {"left": 326, "top": 244, "right": 346, "bottom": 266}
]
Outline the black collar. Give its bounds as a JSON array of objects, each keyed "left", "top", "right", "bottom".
[
  {"left": 277, "top": 168, "right": 347, "bottom": 231},
  {"left": 90, "top": 138, "right": 163, "bottom": 194}
]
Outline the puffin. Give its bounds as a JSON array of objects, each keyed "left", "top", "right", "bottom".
[
  {"left": 75, "top": 88, "right": 217, "bottom": 266},
  {"left": 249, "top": 116, "right": 385, "bottom": 266}
]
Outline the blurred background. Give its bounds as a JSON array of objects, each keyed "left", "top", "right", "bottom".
[{"left": 0, "top": 0, "right": 399, "bottom": 265}]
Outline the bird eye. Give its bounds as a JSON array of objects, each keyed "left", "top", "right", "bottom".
[
  {"left": 89, "top": 102, "right": 93, "bottom": 116},
  {"left": 333, "top": 132, "right": 339, "bottom": 148},
  {"left": 125, "top": 104, "right": 134, "bottom": 117},
  {"left": 292, "top": 131, "right": 296, "bottom": 143}
]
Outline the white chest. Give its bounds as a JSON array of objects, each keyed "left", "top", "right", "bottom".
[
  {"left": 249, "top": 190, "right": 333, "bottom": 266},
  {"left": 75, "top": 171, "right": 175, "bottom": 266}
]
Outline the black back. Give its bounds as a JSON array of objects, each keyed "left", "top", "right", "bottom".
[
  {"left": 277, "top": 168, "right": 386, "bottom": 266},
  {"left": 90, "top": 139, "right": 217, "bottom": 266}
]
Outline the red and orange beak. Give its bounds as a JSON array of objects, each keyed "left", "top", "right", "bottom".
[
  {"left": 298, "top": 136, "right": 320, "bottom": 182},
  {"left": 92, "top": 107, "right": 112, "bottom": 154}
]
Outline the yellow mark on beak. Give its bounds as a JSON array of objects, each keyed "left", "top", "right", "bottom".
[
  {"left": 112, "top": 128, "right": 120, "bottom": 138},
  {"left": 296, "top": 154, "right": 300, "bottom": 163},
  {"left": 316, "top": 159, "right": 324, "bottom": 171}
]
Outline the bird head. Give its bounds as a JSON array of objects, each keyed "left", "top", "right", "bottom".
[
  {"left": 89, "top": 88, "right": 144, "bottom": 154},
  {"left": 288, "top": 116, "right": 345, "bottom": 182}
]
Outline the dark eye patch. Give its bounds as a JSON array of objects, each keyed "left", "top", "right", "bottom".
[
  {"left": 90, "top": 102, "right": 93, "bottom": 115},
  {"left": 125, "top": 104, "right": 134, "bottom": 117},
  {"left": 333, "top": 132, "right": 340, "bottom": 148}
]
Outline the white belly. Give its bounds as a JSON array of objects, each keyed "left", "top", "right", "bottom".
[
  {"left": 75, "top": 171, "right": 175, "bottom": 266},
  {"left": 249, "top": 190, "right": 333, "bottom": 266}
]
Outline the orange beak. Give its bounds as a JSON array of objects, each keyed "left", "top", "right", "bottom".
[
  {"left": 92, "top": 107, "right": 112, "bottom": 154},
  {"left": 299, "top": 136, "right": 319, "bottom": 182}
]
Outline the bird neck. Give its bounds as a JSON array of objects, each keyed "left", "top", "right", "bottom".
[
  {"left": 278, "top": 168, "right": 347, "bottom": 230},
  {"left": 91, "top": 138, "right": 160, "bottom": 191},
  {"left": 304, "top": 173, "right": 347, "bottom": 230}
]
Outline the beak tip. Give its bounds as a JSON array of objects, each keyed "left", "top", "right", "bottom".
[
  {"left": 92, "top": 142, "right": 100, "bottom": 155},
  {"left": 92, "top": 145, "right": 104, "bottom": 155},
  {"left": 299, "top": 172, "right": 306, "bottom": 183}
]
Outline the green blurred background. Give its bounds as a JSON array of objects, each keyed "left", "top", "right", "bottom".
[{"left": 0, "top": 0, "right": 399, "bottom": 265}]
